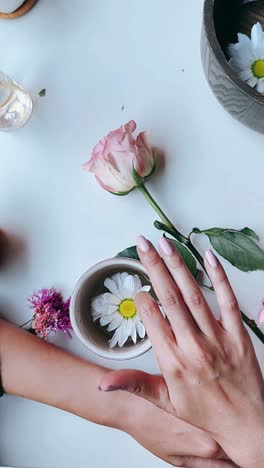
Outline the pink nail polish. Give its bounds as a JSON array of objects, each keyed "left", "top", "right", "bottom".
[
  {"left": 205, "top": 249, "right": 219, "bottom": 268},
  {"left": 159, "top": 237, "right": 174, "bottom": 257},
  {"left": 137, "top": 235, "right": 150, "bottom": 253},
  {"left": 99, "top": 385, "right": 122, "bottom": 392},
  {"left": 258, "top": 307, "right": 264, "bottom": 325}
]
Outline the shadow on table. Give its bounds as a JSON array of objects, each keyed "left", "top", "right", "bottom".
[{"left": 0, "top": 230, "right": 27, "bottom": 271}]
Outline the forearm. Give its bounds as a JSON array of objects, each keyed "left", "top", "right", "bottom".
[
  {"left": 0, "top": 320, "right": 129, "bottom": 430},
  {"left": 0, "top": 319, "right": 224, "bottom": 463}
]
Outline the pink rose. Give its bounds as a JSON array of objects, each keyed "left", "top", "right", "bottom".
[{"left": 84, "top": 120, "right": 156, "bottom": 194}]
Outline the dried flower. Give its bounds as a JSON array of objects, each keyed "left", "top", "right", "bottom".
[{"left": 28, "top": 288, "right": 72, "bottom": 339}]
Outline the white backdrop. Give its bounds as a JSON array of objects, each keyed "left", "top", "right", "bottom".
[{"left": 0, "top": 0, "right": 263, "bottom": 467}]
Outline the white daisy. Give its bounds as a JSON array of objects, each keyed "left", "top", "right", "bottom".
[
  {"left": 227, "top": 22, "right": 264, "bottom": 94},
  {"left": 91, "top": 272, "right": 151, "bottom": 348}
]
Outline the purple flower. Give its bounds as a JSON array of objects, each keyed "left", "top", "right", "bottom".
[{"left": 28, "top": 288, "right": 72, "bottom": 339}]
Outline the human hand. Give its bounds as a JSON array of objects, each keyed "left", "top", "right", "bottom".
[
  {"left": 124, "top": 393, "right": 236, "bottom": 467},
  {"left": 100, "top": 236, "right": 264, "bottom": 467}
]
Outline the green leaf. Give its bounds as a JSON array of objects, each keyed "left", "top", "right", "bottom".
[
  {"left": 194, "top": 226, "right": 260, "bottom": 241},
  {"left": 165, "top": 236, "right": 198, "bottom": 278},
  {"left": 205, "top": 231, "right": 264, "bottom": 272},
  {"left": 240, "top": 227, "right": 260, "bottom": 242},
  {"left": 154, "top": 220, "right": 188, "bottom": 245},
  {"left": 116, "top": 246, "right": 139, "bottom": 261},
  {"left": 39, "top": 88, "right": 46, "bottom": 97}
]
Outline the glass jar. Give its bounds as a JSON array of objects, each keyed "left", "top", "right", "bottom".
[{"left": 0, "top": 71, "right": 33, "bottom": 130}]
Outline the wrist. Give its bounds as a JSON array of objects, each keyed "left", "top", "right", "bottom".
[{"left": 215, "top": 416, "right": 264, "bottom": 468}]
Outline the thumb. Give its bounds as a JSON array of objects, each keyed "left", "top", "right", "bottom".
[{"left": 99, "top": 369, "right": 174, "bottom": 414}]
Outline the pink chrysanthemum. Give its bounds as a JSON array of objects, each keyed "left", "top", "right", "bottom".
[{"left": 28, "top": 288, "right": 72, "bottom": 339}]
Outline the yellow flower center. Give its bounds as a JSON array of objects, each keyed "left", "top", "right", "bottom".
[
  {"left": 119, "top": 299, "right": 136, "bottom": 318},
  {"left": 252, "top": 59, "right": 264, "bottom": 79}
]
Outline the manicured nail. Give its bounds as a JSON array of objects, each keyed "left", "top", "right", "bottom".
[
  {"left": 159, "top": 237, "right": 174, "bottom": 257},
  {"left": 258, "top": 307, "right": 264, "bottom": 325},
  {"left": 137, "top": 235, "right": 150, "bottom": 253},
  {"left": 99, "top": 385, "right": 122, "bottom": 392},
  {"left": 205, "top": 249, "right": 219, "bottom": 268}
]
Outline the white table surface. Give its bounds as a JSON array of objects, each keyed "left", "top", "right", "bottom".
[{"left": 0, "top": 0, "right": 263, "bottom": 467}]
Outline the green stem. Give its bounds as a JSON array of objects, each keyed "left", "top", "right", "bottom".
[
  {"left": 19, "top": 318, "right": 32, "bottom": 328},
  {"left": 138, "top": 183, "right": 264, "bottom": 345},
  {"left": 186, "top": 241, "right": 205, "bottom": 271},
  {"left": 189, "top": 243, "right": 264, "bottom": 344},
  {"left": 137, "top": 184, "right": 188, "bottom": 244}
]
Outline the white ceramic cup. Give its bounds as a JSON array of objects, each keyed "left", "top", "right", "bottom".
[
  {"left": 0, "top": 1, "right": 24, "bottom": 13},
  {"left": 70, "top": 257, "right": 152, "bottom": 360}
]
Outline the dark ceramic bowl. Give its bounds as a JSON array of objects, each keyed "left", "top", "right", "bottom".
[{"left": 201, "top": 0, "right": 264, "bottom": 133}]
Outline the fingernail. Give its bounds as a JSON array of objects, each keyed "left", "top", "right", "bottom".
[
  {"left": 137, "top": 235, "right": 150, "bottom": 253},
  {"left": 159, "top": 237, "right": 174, "bottom": 257},
  {"left": 258, "top": 306, "right": 264, "bottom": 326},
  {"left": 98, "top": 385, "right": 122, "bottom": 392},
  {"left": 205, "top": 249, "right": 219, "bottom": 268}
]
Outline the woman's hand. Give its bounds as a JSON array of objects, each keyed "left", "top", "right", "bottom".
[
  {"left": 0, "top": 319, "right": 231, "bottom": 468},
  {"left": 126, "top": 401, "right": 237, "bottom": 467},
  {"left": 100, "top": 236, "right": 264, "bottom": 468}
]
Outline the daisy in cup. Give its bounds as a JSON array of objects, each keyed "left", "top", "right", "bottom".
[
  {"left": 91, "top": 272, "right": 151, "bottom": 348},
  {"left": 227, "top": 22, "right": 264, "bottom": 94}
]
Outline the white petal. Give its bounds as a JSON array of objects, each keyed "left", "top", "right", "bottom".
[
  {"left": 91, "top": 302, "right": 107, "bottom": 314},
  {"left": 238, "top": 69, "right": 253, "bottom": 81},
  {"left": 121, "top": 272, "right": 129, "bottom": 282},
  {"left": 131, "top": 318, "right": 137, "bottom": 344},
  {"left": 238, "top": 32, "right": 252, "bottom": 47},
  {"left": 91, "top": 294, "right": 105, "bottom": 307},
  {"left": 136, "top": 320, "right": 146, "bottom": 339},
  {"left": 247, "top": 76, "right": 258, "bottom": 87},
  {"left": 131, "top": 274, "right": 142, "bottom": 296},
  {"left": 104, "top": 278, "right": 121, "bottom": 297},
  {"left": 117, "top": 323, "right": 127, "bottom": 347},
  {"left": 251, "top": 22, "right": 264, "bottom": 54},
  {"left": 120, "top": 275, "right": 136, "bottom": 299},
  {"left": 140, "top": 285, "right": 151, "bottom": 293},
  {"left": 126, "top": 318, "right": 133, "bottom": 337},
  {"left": 109, "top": 329, "right": 119, "bottom": 348},
  {"left": 100, "top": 312, "right": 117, "bottom": 326},
  {"left": 256, "top": 78, "right": 264, "bottom": 94},
  {"left": 107, "top": 313, "right": 123, "bottom": 331},
  {"left": 103, "top": 293, "right": 120, "bottom": 305},
  {"left": 91, "top": 312, "right": 102, "bottom": 322}
]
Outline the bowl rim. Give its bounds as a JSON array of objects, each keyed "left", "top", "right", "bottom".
[
  {"left": 203, "top": 0, "right": 264, "bottom": 104},
  {"left": 70, "top": 257, "right": 152, "bottom": 361}
]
